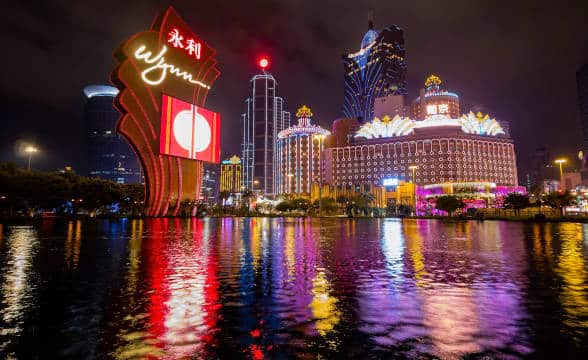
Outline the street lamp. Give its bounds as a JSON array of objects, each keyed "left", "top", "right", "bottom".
[
  {"left": 314, "top": 134, "right": 326, "bottom": 217},
  {"left": 554, "top": 158, "right": 567, "bottom": 189},
  {"left": 24, "top": 145, "right": 38, "bottom": 170},
  {"left": 408, "top": 165, "right": 418, "bottom": 215}
]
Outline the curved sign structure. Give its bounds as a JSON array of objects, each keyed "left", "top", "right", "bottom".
[{"left": 111, "top": 6, "right": 221, "bottom": 216}]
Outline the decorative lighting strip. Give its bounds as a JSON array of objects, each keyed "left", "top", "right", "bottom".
[{"left": 355, "top": 111, "right": 506, "bottom": 139}]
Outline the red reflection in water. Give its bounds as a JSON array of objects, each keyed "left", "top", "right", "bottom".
[{"left": 143, "top": 218, "right": 220, "bottom": 356}]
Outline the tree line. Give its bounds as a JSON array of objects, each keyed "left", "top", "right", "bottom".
[{"left": 0, "top": 162, "right": 144, "bottom": 217}]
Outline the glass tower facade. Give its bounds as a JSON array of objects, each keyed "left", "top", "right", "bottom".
[
  {"left": 241, "top": 74, "right": 290, "bottom": 194},
  {"left": 578, "top": 64, "right": 588, "bottom": 153},
  {"left": 342, "top": 22, "right": 407, "bottom": 122},
  {"left": 83, "top": 85, "right": 142, "bottom": 184}
]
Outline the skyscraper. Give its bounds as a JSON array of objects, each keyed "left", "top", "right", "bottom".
[
  {"left": 578, "top": 64, "right": 588, "bottom": 154},
  {"left": 342, "top": 20, "right": 407, "bottom": 122},
  {"left": 241, "top": 69, "right": 290, "bottom": 194},
  {"left": 83, "top": 85, "right": 141, "bottom": 183},
  {"left": 220, "top": 155, "right": 242, "bottom": 194}
]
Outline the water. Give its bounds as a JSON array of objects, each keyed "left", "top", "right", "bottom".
[{"left": 0, "top": 218, "right": 586, "bottom": 359}]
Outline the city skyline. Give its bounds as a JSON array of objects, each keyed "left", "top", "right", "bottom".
[{"left": 0, "top": 1, "right": 587, "bottom": 180}]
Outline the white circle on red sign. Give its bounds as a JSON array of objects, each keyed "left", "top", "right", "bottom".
[{"left": 173, "top": 109, "right": 211, "bottom": 155}]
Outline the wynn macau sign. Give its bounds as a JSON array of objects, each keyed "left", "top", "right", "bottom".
[{"left": 111, "top": 6, "right": 221, "bottom": 216}]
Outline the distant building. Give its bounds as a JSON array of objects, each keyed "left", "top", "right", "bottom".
[
  {"left": 220, "top": 155, "right": 242, "bottom": 193},
  {"left": 275, "top": 106, "right": 330, "bottom": 194},
  {"left": 200, "top": 163, "right": 218, "bottom": 205},
  {"left": 374, "top": 94, "right": 409, "bottom": 119},
  {"left": 411, "top": 75, "right": 460, "bottom": 120},
  {"left": 241, "top": 73, "right": 290, "bottom": 194},
  {"left": 330, "top": 118, "right": 360, "bottom": 148},
  {"left": 83, "top": 85, "right": 141, "bottom": 183},
  {"left": 342, "top": 20, "right": 407, "bottom": 121},
  {"left": 577, "top": 64, "right": 588, "bottom": 177}
]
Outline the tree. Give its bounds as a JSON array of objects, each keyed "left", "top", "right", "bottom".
[
  {"left": 503, "top": 193, "right": 530, "bottom": 216},
  {"left": 312, "top": 197, "right": 338, "bottom": 215},
  {"left": 291, "top": 198, "right": 310, "bottom": 214},
  {"left": 435, "top": 195, "right": 465, "bottom": 216},
  {"left": 275, "top": 200, "right": 293, "bottom": 213},
  {"left": 543, "top": 191, "right": 575, "bottom": 215}
]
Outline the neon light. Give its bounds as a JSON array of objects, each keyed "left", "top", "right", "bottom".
[
  {"left": 168, "top": 28, "right": 202, "bottom": 60},
  {"left": 185, "top": 39, "right": 201, "bottom": 59},
  {"left": 382, "top": 178, "right": 399, "bottom": 186},
  {"left": 134, "top": 45, "right": 210, "bottom": 89},
  {"left": 168, "top": 28, "right": 184, "bottom": 48}
]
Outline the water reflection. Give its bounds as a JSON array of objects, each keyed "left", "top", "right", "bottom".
[
  {"left": 0, "top": 226, "right": 38, "bottom": 353},
  {"left": 0, "top": 218, "right": 587, "bottom": 358}
]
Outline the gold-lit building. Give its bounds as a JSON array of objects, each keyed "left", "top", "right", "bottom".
[
  {"left": 411, "top": 75, "right": 460, "bottom": 120},
  {"left": 220, "top": 155, "right": 242, "bottom": 193},
  {"left": 276, "top": 106, "right": 331, "bottom": 194},
  {"left": 311, "top": 181, "right": 416, "bottom": 209}
]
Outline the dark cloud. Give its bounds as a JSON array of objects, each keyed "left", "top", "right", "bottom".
[{"left": 1, "top": 0, "right": 587, "bottom": 177}]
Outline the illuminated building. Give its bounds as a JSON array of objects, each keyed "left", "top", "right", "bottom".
[
  {"left": 331, "top": 118, "right": 359, "bottom": 147},
  {"left": 325, "top": 94, "right": 523, "bottom": 209},
  {"left": 577, "top": 64, "right": 588, "bottom": 177},
  {"left": 275, "top": 106, "right": 330, "bottom": 194},
  {"left": 342, "top": 20, "right": 407, "bottom": 121},
  {"left": 83, "top": 85, "right": 141, "bottom": 184},
  {"left": 374, "top": 94, "right": 409, "bottom": 119},
  {"left": 200, "top": 163, "right": 218, "bottom": 205},
  {"left": 220, "top": 155, "right": 242, "bottom": 193},
  {"left": 411, "top": 75, "right": 460, "bottom": 119},
  {"left": 241, "top": 62, "right": 291, "bottom": 194}
]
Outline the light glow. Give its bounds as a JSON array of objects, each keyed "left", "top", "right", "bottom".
[{"left": 258, "top": 57, "right": 269, "bottom": 69}]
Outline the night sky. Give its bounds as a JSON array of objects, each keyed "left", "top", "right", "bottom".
[{"left": 1, "top": 0, "right": 587, "bottom": 178}]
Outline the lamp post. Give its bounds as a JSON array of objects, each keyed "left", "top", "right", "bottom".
[
  {"left": 314, "top": 134, "right": 325, "bottom": 217},
  {"left": 554, "top": 158, "right": 567, "bottom": 190},
  {"left": 408, "top": 165, "right": 418, "bottom": 214},
  {"left": 24, "top": 146, "right": 38, "bottom": 170}
]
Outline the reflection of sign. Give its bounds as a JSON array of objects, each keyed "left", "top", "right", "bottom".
[
  {"left": 382, "top": 178, "right": 399, "bottom": 186},
  {"left": 160, "top": 94, "right": 220, "bottom": 163}
]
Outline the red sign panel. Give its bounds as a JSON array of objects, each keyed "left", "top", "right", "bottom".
[{"left": 159, "top": 94, "right": 220, "bottom": 163}]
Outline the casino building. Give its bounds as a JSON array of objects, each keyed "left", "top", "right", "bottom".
[
  {"left": 342, "top": 20, "right": 407, "bottom": 121},
  {"left": 275, "top": 106, "right": 330, "bottom": 195},
  {"left": 325, "top": 76, "right": 523, "bottom": 209}
]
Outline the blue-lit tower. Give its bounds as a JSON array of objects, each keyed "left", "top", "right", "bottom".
[{"left": 342, "top": 20, "right": 407, "bottom": 122}]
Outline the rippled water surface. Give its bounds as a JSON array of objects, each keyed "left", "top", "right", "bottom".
[{"left": 0, "top": 218, "right": 587, "bottom": 358}]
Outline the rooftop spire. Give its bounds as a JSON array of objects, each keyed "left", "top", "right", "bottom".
[{"left": 368, "top": 10, "right": 374, "bottom": 30}]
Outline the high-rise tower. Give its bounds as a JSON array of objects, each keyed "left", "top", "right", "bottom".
[
  {"left": 342, "top": 20, "right": 407, "bottom": 122},
  {"left": 83, "top": 85, "right": 142, "bottom": 183},
  {"left": 241, "top": 59, "right": 290, "bottom": 194}
]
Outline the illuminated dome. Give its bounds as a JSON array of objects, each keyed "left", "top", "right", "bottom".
[
  {"left": 361, "top": 29, "right": 379, "bottom": 49},
  {"left": 83, "top": 85, "right": 119, "bottom": 99}
]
